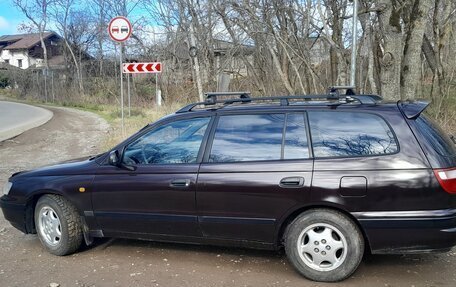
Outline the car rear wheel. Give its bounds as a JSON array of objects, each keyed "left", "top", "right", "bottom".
[
  {"left": 35, "top": 194, "right": 83, "bottom": 256},
  {"left": 284, "top": 209, "right": 364, "bottom": 282}
]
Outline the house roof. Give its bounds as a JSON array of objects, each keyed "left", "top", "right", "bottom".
[
  {"left": 0, "top": 32, "right": 58, "bottom": 50},
  {"left": 0, "top": 34, "right": 24, "bottom": 42}
]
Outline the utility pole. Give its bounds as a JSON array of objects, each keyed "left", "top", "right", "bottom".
[{"left": 350, "top": 0, "right": 358, "bottom": 87}]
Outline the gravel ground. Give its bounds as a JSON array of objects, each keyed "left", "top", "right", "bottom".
[{"left": 1, "top": 105, "right": 456, "bottom": 287}]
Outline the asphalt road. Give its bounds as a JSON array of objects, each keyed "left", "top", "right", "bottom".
[
  {"left": 0, "top": 101, "right": 53, "bottom": 142},
  {"left": 0, "top": 104, "right": 456, "bottom": 287}
]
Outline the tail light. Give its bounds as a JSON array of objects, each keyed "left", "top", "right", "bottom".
[{"left": 434, "top": 168, "right": 456, "bottom": 194}]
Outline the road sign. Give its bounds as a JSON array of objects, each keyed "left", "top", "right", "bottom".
[
  {"left": 108, "top": 16, "right": 132, "bottom": 42},
  {"left": 122, "top": 62, "right": 162, "bottom": 74}
]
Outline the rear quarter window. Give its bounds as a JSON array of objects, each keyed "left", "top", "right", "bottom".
[
  {"left": 308, "top": 111, "right": 398, "bottom": 158},
  {"left": 415, "top": 114, "right": 456, "bottom": 157}
]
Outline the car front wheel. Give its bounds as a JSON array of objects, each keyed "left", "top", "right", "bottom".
[
  {"left": 35, "top": 194, "right": 83, "bottom": 256},
  {"left": 284, "top": 209, "right": 364, "bottom": 282}
]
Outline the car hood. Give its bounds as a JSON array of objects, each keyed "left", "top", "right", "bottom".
[{"left": 10, "top": 156, "right": 99, "bottom": 180}]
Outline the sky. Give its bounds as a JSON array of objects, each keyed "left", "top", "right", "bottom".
[
  {"left": 0, "top": 0, "right": 157, "bottom": 36},
  {"left": 0, "top": 0, "right": 26, "bottom": 35}
]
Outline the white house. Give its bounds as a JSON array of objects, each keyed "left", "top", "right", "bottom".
[{"left": 0, "top": 32, "right": 64, "bottom": 69}]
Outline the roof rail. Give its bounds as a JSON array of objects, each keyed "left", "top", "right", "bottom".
[
  {"left": 328, "top": 86, "right": 356, "bottom": 96},
  {"left": 205, "top": 92, "right": 251, "bottom": 104},
  {"left": 176, "top": 90, "right": 382, "bottom": 113}
]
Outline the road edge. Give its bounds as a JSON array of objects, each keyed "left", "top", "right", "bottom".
[{"left": 0, "top": 101, "right": 54, "bottom": 142}]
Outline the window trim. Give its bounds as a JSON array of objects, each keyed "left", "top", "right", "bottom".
[
  {"left": 307, "top": 110, "right": 400, "bottom": 160},
  {"left": 202, "top": 111, "right": 312, "bottom": 164}
]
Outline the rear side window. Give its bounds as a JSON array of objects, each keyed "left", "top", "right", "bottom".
[
  {"left": 308, "top": 111, "right": 398, "bottom": 158},
  {"left": 208, "top": 113, "right": 309, "bottom": 162},
  {"left": 415, "top": 114, "right": 456, "bottom": 157}
]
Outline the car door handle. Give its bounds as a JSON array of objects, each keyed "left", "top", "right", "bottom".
[
  {"left": 169, "top": 179, "right": 191, "bottom": 188},
  {"left": 279, "top": 177, "right": 305, "bottom": 188}
]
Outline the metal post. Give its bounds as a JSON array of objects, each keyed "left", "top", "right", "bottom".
[
  {"left": 155, "top": 73, "right": 159, "bottom": 106},
  {"left": 127, "top": 73, "right": 131, "bottom": 117},
  {"left": 157, "top": 89, "right": 162, "bottom": 106},
  {"left": 119, "top": 43, "right": 125, "bottom": 136},
  {"left": 350, "top": 0, "right": 358, "bottom": 87},
  {"left": 51, "top": 70, "right": 55, "bottom": 102},
  {"left": 43, "top": 69, "right": 48, "bottom": 102}
]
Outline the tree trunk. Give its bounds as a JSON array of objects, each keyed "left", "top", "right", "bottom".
[
  {"left": 400, "top": 0, "right": 432, "bottom": 100},
  {"left": 189, "top": 24, "right": 204, "bottom": 101},
  {"left": 377, "top": 0, "right": 403, "bottom": 99}
]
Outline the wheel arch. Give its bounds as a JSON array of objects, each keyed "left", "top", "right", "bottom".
[
  {"left": 25, "top": 189, "right": 78, "bottom": 234},
  {"left": 276, "top": 203, "right": 372, "bottom": 253}
]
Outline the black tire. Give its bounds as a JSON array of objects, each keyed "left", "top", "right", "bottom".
[
  {"left": 284, "top": 209, "right": 364, "bottom": 282},
  {"left": 34, "top": 194, "right": 83, "bottom": 256}
]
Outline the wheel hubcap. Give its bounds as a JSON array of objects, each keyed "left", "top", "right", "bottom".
[
  {"left": 38, "top": 206, "right": 62, "bottom": 246},
  {"left": 297, "top": 223, "right": 347, "bottom": 271}
]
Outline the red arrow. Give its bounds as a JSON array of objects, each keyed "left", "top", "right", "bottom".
[
  {"left": 136, "top": 63, "right": 144, "bottom": 72},
  {"left": 155, "top": 62, "right": 161, "bottom": 72},
  {"left": 145, "top": 63, "right": 153, "bottom": 72},
  {"left": 127, "top": 64, "right": 135, "bottom": 72}
]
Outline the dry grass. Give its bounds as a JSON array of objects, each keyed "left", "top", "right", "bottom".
[{"left": 100, "top": 102, "right": 185, "bottom": 150}]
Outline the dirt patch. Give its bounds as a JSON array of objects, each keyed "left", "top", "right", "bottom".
[{"left": 0, "top": 106, "right": 456, "bottom": 287}]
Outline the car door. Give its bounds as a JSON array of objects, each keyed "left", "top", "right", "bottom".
[
  {"left": 92, "top": 116, "right": 212, "bottom": 237},
  {"left": 196, "top": 111, "right": 313, "bottom": 243}
]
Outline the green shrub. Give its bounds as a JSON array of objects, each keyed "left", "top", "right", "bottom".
[{"left": 0, "top": 72, "right": 10, "bottom": 88}]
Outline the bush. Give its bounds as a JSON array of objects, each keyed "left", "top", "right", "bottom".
[{"left": 0, "top": 72, "right": 10, "bottom": 88}]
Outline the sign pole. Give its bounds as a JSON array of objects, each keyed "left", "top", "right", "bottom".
[
  {"left": 119, "top": 43, "right": 125, "bottom": 136},
  {"left": 155, "top": 73, "right": 159, "bottom": 107},
  {"left": 127, "top": 73, "right": 131, "bottom": 117},
  {"left": 108, "top": 16, "right": 131, "bottom": 137}
]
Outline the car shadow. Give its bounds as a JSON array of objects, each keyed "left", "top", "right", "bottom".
[
  {"left": 83, "top": 237, "right": 284, "bottom": 259},
  {"left": 82, "top": 236, "right": 447, "bottom": 267}
]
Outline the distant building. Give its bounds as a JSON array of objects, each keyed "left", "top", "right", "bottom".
[
  {"left": 306, "top": 35, "right": 330, "bottom": 65},
  {"left": 0, "top": 32, "right": 64, "bottom": 69},
  {"left": 164, "top": 37, "right": 255, "bottom": 83}
]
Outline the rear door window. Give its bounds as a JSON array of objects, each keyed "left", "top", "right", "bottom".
[
  {"left": 209, "top": 114, "right": 285, "bottom": 162},
  {"left": 208, "top": 113, "right": 310, "bottom": 162},
  {"left": 308, "top": 111, "right": 398, "bottom": 158},
  {"left": 284, "top": 113, "right": 309, "bottom": 159}
]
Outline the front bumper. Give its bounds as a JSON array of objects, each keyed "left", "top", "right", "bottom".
[
  {"left": 0, "top": 195, "right": 27, "bottom": 233},
  {"left": 354, "top": 209, "right": 456, "bottom": 254}
]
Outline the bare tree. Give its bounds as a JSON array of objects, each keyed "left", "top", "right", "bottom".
[
  {"left": 14, "top": 0, "right": 55, "bottom": 70},
  {"left": 52, "top": 0, "right": 84, "bottom": 94}
]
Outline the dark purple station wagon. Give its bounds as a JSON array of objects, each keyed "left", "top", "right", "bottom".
[{"left": 2, "top": 89, "right": 456, "bottom": 282}]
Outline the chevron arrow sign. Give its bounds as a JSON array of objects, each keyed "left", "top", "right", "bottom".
[{"left": 122, "top": 62, "right": 162, "bottom": 73}]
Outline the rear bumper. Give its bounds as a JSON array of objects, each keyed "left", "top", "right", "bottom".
[
  {"left": 354, "top": 209, "right": 456, "bottom": 254},
  {"left": 0, "top": 195, "right": 27, "bottom": 233}
]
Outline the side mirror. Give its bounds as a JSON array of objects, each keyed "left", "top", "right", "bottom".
[
  {"left": 108, "top": 150, "right": 136, "bottom": 171},
  {"left": 108, "top": 150, "right": 120, "bottom": 166}
]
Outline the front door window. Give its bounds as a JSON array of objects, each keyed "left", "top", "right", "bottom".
[{"left": 123, "top": 117, "right": 210, "bottom": 165}]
